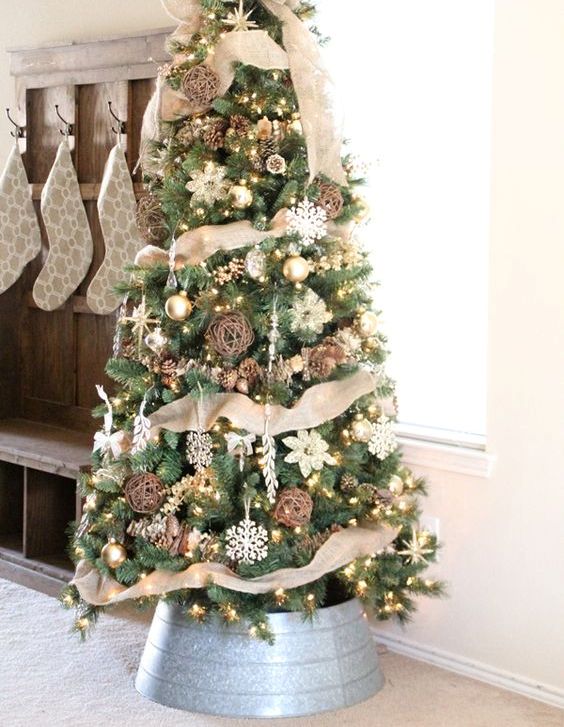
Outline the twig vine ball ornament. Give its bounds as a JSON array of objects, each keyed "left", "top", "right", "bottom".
[
  {"left": 282, "top": 255, "right": 310, "bottom": 283},
  {"left": 274, "top": 487, "right": 314, "bottom": 527},
  {"left": 124, "top": 473, "right": 166, "bottom": 514},
  {"left": 165, "top": 290, "right": 193, "bottom": 321},
  {"left": 206, "top": 311, "right": 254, "bottom": 358},
  {"left": 181, "top": 64, "right": 221, "bottom": 106},
  {"left": 101, "top": 539, "right": 127, "bottom": 569},
  {"left": 136, "top": 194, "right": 168, "bottom": 244},
  {"left": 317, "top": 182, "right": 344, "bottom": 220}
]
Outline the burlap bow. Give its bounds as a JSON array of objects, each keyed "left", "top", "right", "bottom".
[{"left": 152, "top": 0, "right": 346, "bottom": 184}]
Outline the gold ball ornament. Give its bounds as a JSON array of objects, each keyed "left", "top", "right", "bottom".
[
  {"left": 352, "top": 196, "right": 370, "bottom": 223},
  {"left": 358, "top": 311, "right": 379, "bottom": 338},
  {"left": 282, "top": 255, "right": 309, "bottom": 283},
  {"left": 230, "top": 180, "right": 253, "bottom": 209},
  {"left": 165, "top": 290, "right": 192, "bottom": 321},
  {"left": 351, "top": 417, "right": 374, "bottom": 443},
  {"left": 101, "top": 540, "right": 127, "bottom": 569},
  {"left": 389, "top": 475, "right": 405, "bottom": 497}
]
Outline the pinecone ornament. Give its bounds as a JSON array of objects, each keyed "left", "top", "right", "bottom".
[
  {"left": 203, "top": 118, "right": 229, "bottom": 150},
  {"left": 218, "top": 368, "right": 239, "bottom": 391},
  {"left": 340, "top": 473, "right": 359, "bottom": 493},
  {"left": 238, "top": 357, "right": 261, "bottom": 386},
  {"left": 308, "top": 339, "right": 347, "bottom": 378},
  {"left": 259, "top": 137, "right": 278, "bottom": 159},
  {"left": 230, "top": 114, "right": 252, "bottom": 136},
  {"left": 266, "top": 154, "right": 286, "bottom": 175},
  {"left": 120, "top": 338, "right": 137, "bottom": 360},
  {"left": 299, "top": 525, "right": 341, "bottom": 559}
]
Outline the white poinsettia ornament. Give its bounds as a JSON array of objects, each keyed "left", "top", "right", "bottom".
[
  {"left": 283, "top": 429, "right": 337, "bottom": 478},
  {"left": 186, "top": 162, "right": 229, "bottom": 206},
  {"left": 290, "top": 287, "right": 332, "bottom": 335}
]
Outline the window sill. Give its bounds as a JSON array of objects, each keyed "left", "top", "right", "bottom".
[{"left": 398, "top": 436, "right": 495, "bottom": 479}]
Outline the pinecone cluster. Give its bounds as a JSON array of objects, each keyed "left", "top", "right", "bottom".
[
  {"left": 305, "top": 339, "right": 347, "bottom": 379},
  {"left": 217, "top": 357, "right": 262, "bottom": 394}
]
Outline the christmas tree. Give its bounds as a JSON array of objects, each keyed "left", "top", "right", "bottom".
[{"left": 64, "top": 0, "right": 443, "bottom": 641}]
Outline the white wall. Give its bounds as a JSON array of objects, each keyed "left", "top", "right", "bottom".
[
  {"left": 0, "top": 0, "right": 562, "bottom": 702},
  {"left": 374, "top": 0, "right": 564, "bottom": 702}
]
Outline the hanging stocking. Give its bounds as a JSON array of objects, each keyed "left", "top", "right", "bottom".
[
  {"left": 87, "top": 143, "right": 143, "bottom": 315},
  {"left": 0, "top": 143, "right": 41, "bottom": 294},
  {"left": 33, "top": 139, "right": 93, "bottom": 311}
]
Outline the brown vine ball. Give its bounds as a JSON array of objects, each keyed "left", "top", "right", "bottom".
[
  {"left": 274, "top": 487, "right": 314, "bottom": 528},
  {"left": 206, "top": 312, "right": 254, "bottom": 359},
  {"left": 136, "top": 194, "right": 168, "bottom": 245},
  {"left": 182, "top": 64, "right": 221, "bottom": 106},
  {"left": 318, "top": 182, "right": 344, "bottom": 220},
  {"left": 124, "top": 473, "right": 166, "bottom": 514}
]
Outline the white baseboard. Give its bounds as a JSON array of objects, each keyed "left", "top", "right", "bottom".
[{"left": 371, "top": 629, "right": 564, "bottom": 710}]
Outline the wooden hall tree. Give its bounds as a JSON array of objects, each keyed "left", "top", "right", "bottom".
[{"left": 0, "top": 29, "right": 170, "bottom": 594}]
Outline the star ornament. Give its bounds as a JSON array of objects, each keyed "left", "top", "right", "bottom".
[
  {"left": 120, "top": 295, "right": 159, "bottom": 351},
  {"left": 397, "top": 527, "right": 434, "bottom": 565},
  {"left": 224, "top": 0, "right": 258, "bottom": 32}
]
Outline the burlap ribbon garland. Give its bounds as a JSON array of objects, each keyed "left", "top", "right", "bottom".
[
  {"left": 135, "top": 209, "right": 288, "bottom": 267},
  {"left": 134, "top": 212, "right": 356, "bottom": 268},
  {"left": 147, "top": 369, "right": 376, "bottom": 438},
  {"left": 150, "top": 0, "right": 346, "bottom": 184},
  {"left": 72, "top": 522, "right": 398, "bottom": 606}
]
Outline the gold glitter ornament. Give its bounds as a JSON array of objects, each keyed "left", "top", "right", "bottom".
[
  {"left": 230, "top": 180, "right": 253, "bottom": 209},
  {"left": 101, "top": 540, "right": 127, "bottom": 569},
  {"left": 389, "top": 475, "right": 405, "bottom": 497},
  {"left": 282, "top": 255, "right": 309, "bottom": 283},
  {"left": 351, "top": 417, "right": 374, "bottom": 443},
  {"left": 165, "top": 291, "right": 192, "bottom": 321},
  {"left": 358, "top": 311, "right": 379, "bottom": 337}
]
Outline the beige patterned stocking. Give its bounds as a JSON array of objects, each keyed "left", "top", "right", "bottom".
[
  {"left": 87, "top": 143, "right": 142, "bottom": 315},
  {"left": 33, "top": 140, "right": 93, "bottom": 311},
  {"left": 0, "top": 144, "right": 41, "bottom": 294}
]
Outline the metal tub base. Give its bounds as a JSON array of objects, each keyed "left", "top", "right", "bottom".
[{"left": 135, "top": 598, "right": 384, "bottom": 718}]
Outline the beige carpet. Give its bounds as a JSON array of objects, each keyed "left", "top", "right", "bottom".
[{"left": 0, "top": 579, "right": 561, "bottom": 727}]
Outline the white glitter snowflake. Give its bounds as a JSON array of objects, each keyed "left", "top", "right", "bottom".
[
  {"left": 368, "top": 415, "right": 398, "bottom": 460},
  {"left": 186, "top": 163, "right": 229, "bottom": 207},
  {"left": 286, "top": 198, "right": 328, "bottom": 246},
  {"left": 186, "top": 428, "right": 214, "bottom": 471},
  {"left": 290, "top": 288, "right": 332, "bottom": 335},
  {"left": 225, "top": 512, "right": 269, "bottom": 565},
  {"left": 283, "top": 429, "right": 337, "bottom": 478}
]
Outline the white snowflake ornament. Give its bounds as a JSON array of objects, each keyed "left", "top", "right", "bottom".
[
  {"left": 283, "top": 429, "right": 337, "bottom": 478},
  {"left": 225, "top": 500, "right": 269, "bottom": 565},
  {"left": 290, "top": 287, "right": 332, "bottom": 334},
  {"left": 286, "top": 198, "right": 328, "bottom": 246},
  {"left": 186, "top": 428, "right": 214, "bottom": 471},
  {"left": 186, "top": 163, "right": 229, "bottom": 207},
  {"left": 368, "top": 415, "right": 398, "bottom": 460}
]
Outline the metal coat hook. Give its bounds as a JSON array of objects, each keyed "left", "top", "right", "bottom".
[
  {"left": 108, "top": 101, "right": 126, "bottom": 138},
  {"left": 54, "top": 104, "right": 74, "bottom": 137},
  {"left": 6, "top": 108, "right": 25, "bottom": 139}
]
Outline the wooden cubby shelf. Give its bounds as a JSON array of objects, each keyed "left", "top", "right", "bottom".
[
  {"left": 0, "top": 419, "right": 91, "bottom": 594},
  {"left": 0, "top": 29, "right": 170, "bottom": 596}
]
